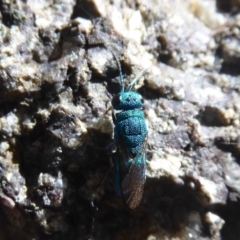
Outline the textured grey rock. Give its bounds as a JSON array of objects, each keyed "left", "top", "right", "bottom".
[{"left": 0, "top": 0, "right": 240, "bottom": 239}]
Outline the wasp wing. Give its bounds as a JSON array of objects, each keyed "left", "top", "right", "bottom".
[
  {"left": 115, "top": 136, "right": 147, "bottom": 209},
  {"left": 121, "top": 152, "right": 146, "bottom": 209}
]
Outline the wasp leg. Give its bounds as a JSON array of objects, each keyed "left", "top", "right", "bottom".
[{"left": 111, "top": 153, "right": 122, "bottom": 198}]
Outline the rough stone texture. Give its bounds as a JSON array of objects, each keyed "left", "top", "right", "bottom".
[{"left": 0, "top": 0, "right": 240, "bottom": 239}]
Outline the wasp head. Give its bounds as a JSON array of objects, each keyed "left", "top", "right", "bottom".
[{"left": 112, "top": 91, "right": 143, "bottom": 110}]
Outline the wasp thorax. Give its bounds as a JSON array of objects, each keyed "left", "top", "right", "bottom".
[{"left": 112, "top": 92, "right": 143, "bottom": 110}]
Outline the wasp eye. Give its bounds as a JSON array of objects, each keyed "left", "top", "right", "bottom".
[
  {"left": 112, "top": 93, "right": 121, "bottom": 108},
  {"left": 140, "top": 95, "right": 144, "bottom": 104}
]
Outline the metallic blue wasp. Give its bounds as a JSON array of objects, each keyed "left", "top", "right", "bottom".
[{"left": 111, "top": 59, "right": 148, "bottom": 209}]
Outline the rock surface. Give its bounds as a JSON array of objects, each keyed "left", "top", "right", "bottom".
[{"left": 0, "top": 0, "right": 240, "bottom": 239}]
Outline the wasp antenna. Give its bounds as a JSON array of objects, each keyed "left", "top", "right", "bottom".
[
  {"left": 109, "top": 50, "right": 124, "bottom": 92},
  {"left": 116, "top": 57, "right": 124, "bottom": 92},
  {"left": 79, "top": 4, "right": 94, "bottom": 20},
  {"left": 113, "top": 54, "right": 124, "bottom": 92},
  {"left": 126, "top": 67, "right": 149, "bottom": 91}
]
